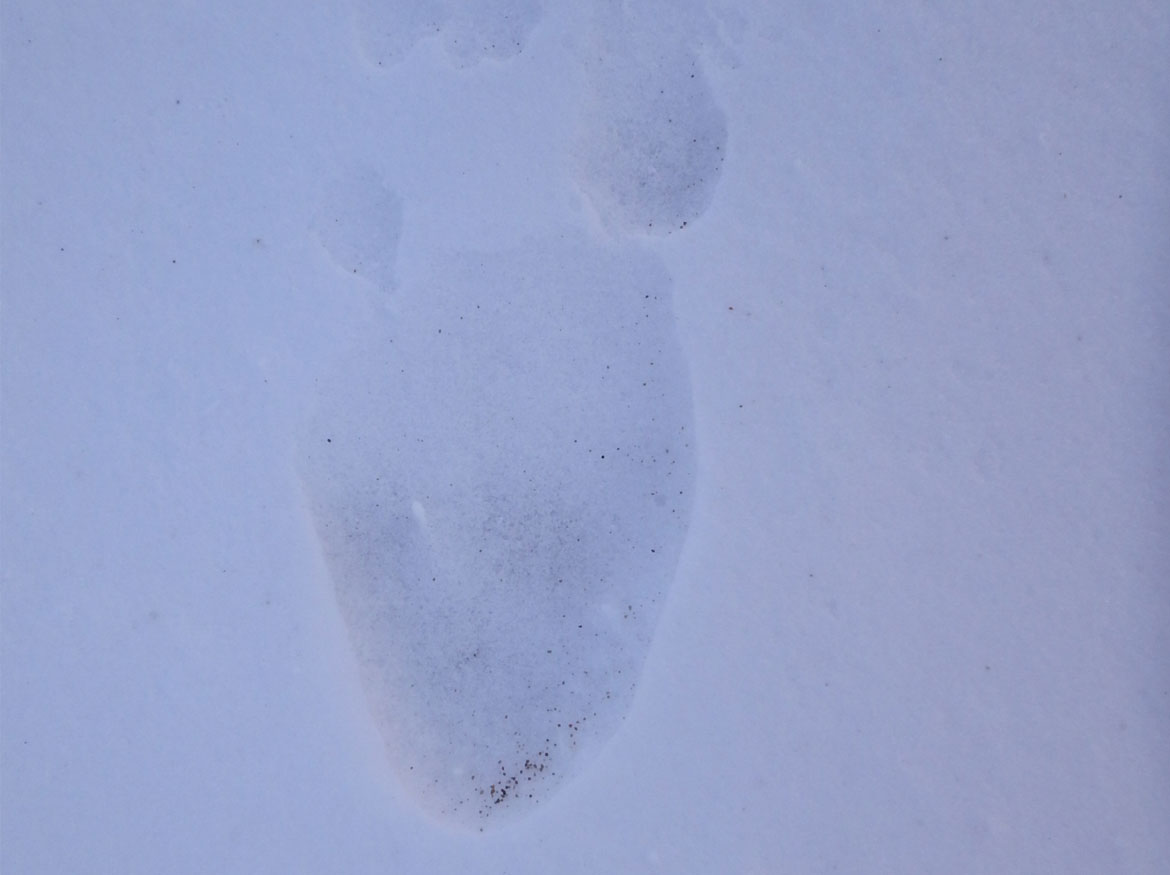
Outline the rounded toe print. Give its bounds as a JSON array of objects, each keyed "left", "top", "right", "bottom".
[
  {"left": 311, "top": 166, "right": 404, "bottom": 289},
  {"left": 299, "top": 232, "right": 695, "bottom": 828},
  {"left": 572, "top": 5, "right": 728, "bottom": 236},
  {"left": 440, "top": 0, "right": 543, "bottom": 66}
]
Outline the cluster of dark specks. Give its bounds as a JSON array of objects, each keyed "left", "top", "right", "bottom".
[
  {"left": 430, "top": 699, "right": 614, "bottom": 827},
  {"left": 459, "top": 743, "right": 558, "bottom": 824},
  {"left": 483, "top": 752, "right": 548, "bottom": 807}
]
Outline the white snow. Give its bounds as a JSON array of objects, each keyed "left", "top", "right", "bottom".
[{"left": 2, "top": 0, "right": 1167, "bottom": 871}]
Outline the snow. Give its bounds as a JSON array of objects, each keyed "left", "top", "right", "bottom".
[
  {"left": 299, "top": 232, "right": 694, "bottom": 827},
  {"left": 2, "top": 0, "right": 1167, "bottom": 871}
]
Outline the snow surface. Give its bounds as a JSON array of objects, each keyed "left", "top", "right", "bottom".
[{"left": 2, "top": 0, "right": 1168, "bottom": 871}]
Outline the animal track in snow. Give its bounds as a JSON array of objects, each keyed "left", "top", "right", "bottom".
[
  {"left": 299, "top": 228, "right": 694, "bottom": 828},
  {"left": 572, "top": 0, "right": 728, "bottom": 236},
  {"left": 352, "top": 0, "right": 542, "bottom": 69}
]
